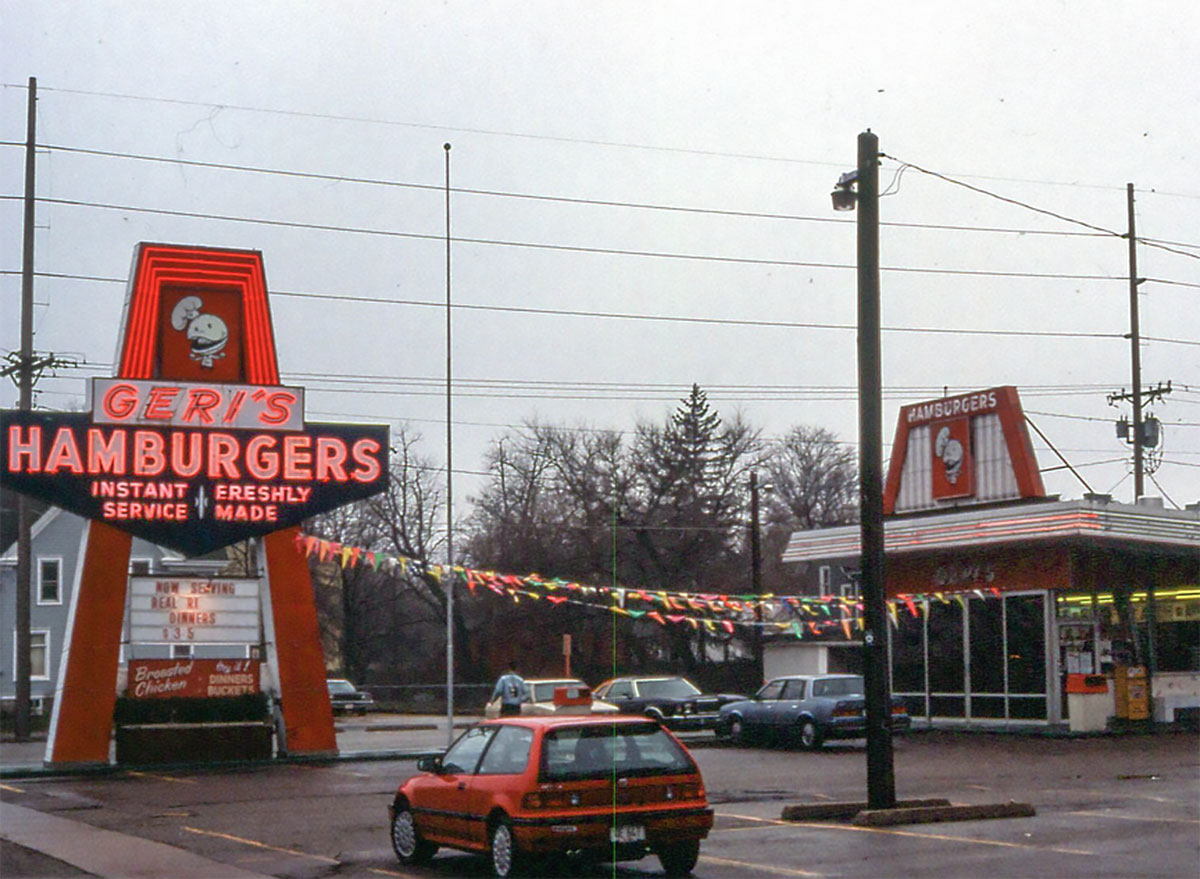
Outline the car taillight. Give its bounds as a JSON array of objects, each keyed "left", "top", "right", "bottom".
[
  {"left": 523, "top": 790, "right": 577, "bottom": 809},
  {"left": 831, "top": 702, "right": 860, "bottom": 718},
  {"left": 891, "top": 703, "right": 908, "bottom": 715}
]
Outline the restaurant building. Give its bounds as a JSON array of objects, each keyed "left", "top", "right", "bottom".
[{"left": 777, "top": 387, "right": 1200, "bottom": 727}]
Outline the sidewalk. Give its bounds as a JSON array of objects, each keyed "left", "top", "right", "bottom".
[
  {"left": 0, "top": 714, "right": 478, "bottom": 878},
  {"left": 0, "top": 713, "right": 481, "bottom": 778}
]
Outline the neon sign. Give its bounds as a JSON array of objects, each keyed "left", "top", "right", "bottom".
[
  {"left": 1, "top": 411, "right": 387, "bottom": 555},
  {"left": 91, "top": 378, "right": 305, "bottom": 431}
]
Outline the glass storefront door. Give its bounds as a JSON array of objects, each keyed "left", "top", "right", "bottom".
[{"left": 891, "top": 591, "right": 1048, "bottom": 722}]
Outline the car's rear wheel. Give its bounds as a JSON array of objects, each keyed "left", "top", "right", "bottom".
[
  {"left": 657, "top": 839, "right": 700, "bottom": 877},
  {"left": 728, "top": 715, "right": 747, "bottom": 745},
  {"left": 391, "top": 800, "right": 437, "bottom": 865},
  {"left": 798, "top": 719, "right": 824, "bottom": 750},
  {"left": 489, "top": 815, "right": 523, "bottom": 877}
]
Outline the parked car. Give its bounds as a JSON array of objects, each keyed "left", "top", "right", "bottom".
[
  {"left": 389, "top": 715, "right": 713, "bottom": 877},
  {"left": 484, "top": 678, "right": 619, "bottom": 718},
  {"left": 717, "top": 674, "right": 911, "bottom": 749},
  {"left": 326, "top": 678, "right": 375, "bottom": 715},
  {"left": 591, "top": 676, "right": 745, "bottom": 732}
]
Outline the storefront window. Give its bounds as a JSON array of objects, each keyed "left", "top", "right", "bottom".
[
  {"left": 1006, "top": 595, "right": 1046, "bottom": 694},
  {"left": 891, "top": 602, "right": 927, "bottom": 718},
  {"left": 969, "top": 599, "right": 1004, "bottom": 694},
  {"left": 928, "top": 602, "right": 964, "bottom": 718}
]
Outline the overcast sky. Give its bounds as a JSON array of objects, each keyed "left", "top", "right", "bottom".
[{"left": 3, "top": 1, "right": 1198, "bottom": 524}]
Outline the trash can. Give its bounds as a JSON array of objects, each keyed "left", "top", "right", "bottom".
[{"left": 1066, "top": 673, "right": 1111, "bottom": 733}]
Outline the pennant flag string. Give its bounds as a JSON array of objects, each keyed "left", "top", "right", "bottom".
[{"left": 296, "top": 534, "right": 1015, "bottom": 641}]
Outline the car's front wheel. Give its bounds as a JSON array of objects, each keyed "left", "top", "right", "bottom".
[
  {"left": 727, "top": 715, "right": 747, "bottom": 745},
  {"left": 391, "top": 800, "right": 437, "bottom": 865},
  {"left": 798, "top": 719, "right": 824, "bottom": 750},
  {"left": 658, "top": 839, "right": 700, "bottom": 877},
  {"left": 489, "top": 815, "right": 523, "bottom": 877}
]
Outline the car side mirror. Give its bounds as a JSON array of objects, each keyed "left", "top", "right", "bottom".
[{"left": 416, "top": 755, "right": 443, "bottom": 773}]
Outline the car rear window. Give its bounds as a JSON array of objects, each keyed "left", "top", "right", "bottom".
[
  {"left": 637, "top": 678, "right": 701, "bottom": 699},
  {"left": 540, "top": 723, "right": 696, "bottom": 781},
  {"left": 813, "top": 677, "right": 864, "bottom": 697}
]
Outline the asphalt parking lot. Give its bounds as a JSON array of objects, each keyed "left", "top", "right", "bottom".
[{"left": 2, "top": 715, "right": 1198, "bottom": 878}]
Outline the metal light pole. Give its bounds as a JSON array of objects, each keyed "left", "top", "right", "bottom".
[
  {"left": 833, "top": 129, "right": 896, "bottom": 809},
  {"left": 443, "top": 143, "right": 455, "bottom": 748},
  {"left": 749, "top": 472, "right": 764, "bottom": 681}
]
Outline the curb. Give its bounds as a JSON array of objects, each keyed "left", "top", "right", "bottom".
[
  {"left": 781, "top": 798, "right": 1036, "bottom": 826},
  {"left": 853, "top": 801, "right": 1036, "bottom": 826},
  {"left": 781, "top": 798, "right": 950, "bottom": 821}
]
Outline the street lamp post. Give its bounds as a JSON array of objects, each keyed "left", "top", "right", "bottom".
[
  {"left": 832, "top": 129, "right": 896, "bottom": 810},
  {"left": 749, "top": 472, "right": 766, "bottom": 681}
]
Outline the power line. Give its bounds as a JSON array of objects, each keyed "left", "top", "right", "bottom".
[
  {"left": 6, "top": 268, "right": 1198, "bottom": 346},
  {"left": 9, "top": 140, "right": 1192, "bottom": 246},
  {"left": 884, "top": 153, "right": 1200, "bottom": 262},
  {"left": 0, "top": 268, "right": 1151, "bottom": 344},
  {"left": 6, "top": 83, "right": 1200, "bottom": 200},
  {"left": 0, "top": 194, "right": 1140, "bottom": 283}
]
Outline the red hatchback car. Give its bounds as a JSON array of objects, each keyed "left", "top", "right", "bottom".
[{"left": 389, "top": 715, "right": 714, "bottom": 877}]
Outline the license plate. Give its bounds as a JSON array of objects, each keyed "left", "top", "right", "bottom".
[{"left": 610, "top": 824, "right": 646, "bottom": 843}]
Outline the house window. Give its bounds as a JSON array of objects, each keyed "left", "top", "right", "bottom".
[
  {"left": 37, "top": 558, "right": 62, "bottom": 605},
  {"left": 129, "top": 558, "right": 153, "bottom": 576},
  {"left": 31, "top": 631, "right": 49, "bottom": 679},
  {"left": 14, "top": 630, "right": 50, "bottom": 680},
  {"left": 818, "top": 565, "right": 832, "bottom": 593}
]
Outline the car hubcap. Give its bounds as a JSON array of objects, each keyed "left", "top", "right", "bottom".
[
  {"left": 392, "top": 810, "right": 416, "bottom": 857},
  {"left": 731, "top": 719, "right": 742, "bottom": 741},
  {"left": 492, "top": 824, "right": 513, "bottom": 875},
  {"left": 802, "top": 723, "right": 815, "bottom": 746}
]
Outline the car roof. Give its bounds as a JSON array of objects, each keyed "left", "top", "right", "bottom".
[
  {"left": 481, "top": 714, "right": 656, "bottom": 730},
  {"left": 605, "top": 675, "right": 688, "bottom": 683},
  {"left": 769, "top": 674, "right": 860, "bottom": 681},
  {"left": 526, "top": 678, "right": 586, "bottom": 685}
]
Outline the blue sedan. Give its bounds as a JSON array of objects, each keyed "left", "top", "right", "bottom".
[{"left": 717, "top": 675, "right": 911, "bottom": 749}]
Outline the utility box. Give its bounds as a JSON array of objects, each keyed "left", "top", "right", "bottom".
[
  {"left": 1065, "top": 673, "right": 1112, "bottom": 733},
  {"left": 1114, "top": 665, "right": 1150, "bottom": 720}
]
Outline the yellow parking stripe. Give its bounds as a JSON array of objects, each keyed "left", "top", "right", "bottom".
[
  {"left": 1068, "top": 810, "right": 1200, "bottom": 826},
  {"left": 714, "top": 810, "right": 1093, "bottom": 856},
  {"left": 182, "top": 826, "right": 339, "bottom": 864},
  {"left": 701, "top": 854, "right": 824, "bottom": 876},
  {"left": 127, "top": 770, "right": 197, "bottom": 785},
  {"left": 0, "top": 782, "right": 25, "bottom": 794}
]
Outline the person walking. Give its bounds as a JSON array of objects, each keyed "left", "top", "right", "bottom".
[{"left": 491, "top": 662, "right": 528, "bottom": 717}]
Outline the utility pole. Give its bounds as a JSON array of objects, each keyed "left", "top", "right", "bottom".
[
  {"left": 854, "top": 130, "right": 896, "bottom": 810},
  {"left": 13, "top": 77, "right": 38, "bottom": 742},
  {"left": 1125, "top": 183, "right": 1145, "bottom": 501}
]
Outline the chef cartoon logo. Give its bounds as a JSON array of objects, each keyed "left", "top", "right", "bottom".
[
  {"left": 170, "top": 296, "right": 228, "bottom": 368},
  {"left": 930, "top": 417, "right": 972, "bottom": 499}
]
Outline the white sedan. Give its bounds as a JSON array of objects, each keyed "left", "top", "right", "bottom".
[{"left": 485, "top": 678, "right": 619, "bottom": 717}]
